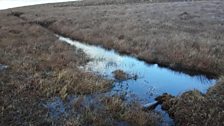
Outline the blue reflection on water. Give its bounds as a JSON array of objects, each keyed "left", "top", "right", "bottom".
[{"left": 58, "top": 36, "right": 216, "bottom": 102}]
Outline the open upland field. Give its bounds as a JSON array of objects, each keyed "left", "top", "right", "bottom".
[{"left": 1, "top": 0, "right": 224, "bottom": 125}]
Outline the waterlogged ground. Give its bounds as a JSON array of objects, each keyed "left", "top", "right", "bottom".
[
  {"left": 56, "top": 35, "right": 217, "bottom": 125},
  {"left": 1, "top": 0, "right": 223, "bottom": 125},
  {"left": 0, "top": 64, "right": 8, "bottom": 71},
  {"left": 59, "top": 36, "right": 216, "bottom": 103}
]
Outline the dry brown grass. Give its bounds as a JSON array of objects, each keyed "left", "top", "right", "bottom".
[
  {"left": 101, "top": 96, "right": 161, "bottom": 126},
  {"left": 113, "top": 69, "right": 129, "bottom": 81},
  {"left": 157, "top": 78, "right": 224, "bottom": 126},
  {"left": 10, "top": 0, "right": 224, "bottom": 77},
  {"left": 61, "top": 95, "right": 161, "bottom": 126},
  {"left": 51, "top": 0, "right": 207, "bottom": 8},
  {"left": 0, "top": 12, "right": 162, "bottom": 125},
  {"left": 207, "top": 76, "right": 224, "bottom": 96},
  {"left": 40, "top": 69, "right": 112, "bottom": 98},
  {"left": 1, "top": 0, "right": 224, "bottom": 125},
  {"left": 0, "top": 13, "right": 114, "bottom": 125}
]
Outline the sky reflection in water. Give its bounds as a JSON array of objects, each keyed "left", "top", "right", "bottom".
[{"left": 59, "top": 36, "right": 216, "bottom": 102}]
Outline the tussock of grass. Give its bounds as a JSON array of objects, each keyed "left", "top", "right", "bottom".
[
  {"left": 113, "top": 69, "right": 128, "bottom": 81},
  {"left": 207, "top": 76, "right": 224, "bottom": 96},
  {"left": 0, "top": 15, "right": 113, "bottom": 125},
  {"left": 1, "top": 0, "right": 224, "bottom": 125},
  {"left": 1, "top": 13, "right": 161, "bottom": 125},
  {"left": 40, "top": 69, "right": 112, "bottom": 97},
  {"left": 157, "top": 78, "right": 224, "bottom": 126},
  {"left": 58, "top": 95, "right": 161, "bottom": 126},
  {"left": 101, "top": 96, "right": 161, "bottom": 126}
]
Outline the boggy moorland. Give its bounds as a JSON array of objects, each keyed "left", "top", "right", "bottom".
[
  {"left": 0, "top": 13, "right": 162, "bottom": 125},
  {"left": 1, "top": 0, "right": 224, "bottom": 125}
]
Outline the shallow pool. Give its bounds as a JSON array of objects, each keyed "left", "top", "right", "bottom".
[{"left": 59, "top": 35, "right": 216, "bottom": 103}]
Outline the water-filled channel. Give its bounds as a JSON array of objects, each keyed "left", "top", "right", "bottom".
[{"left": 59, "top": 35, "right": 216, "bottom": 103}]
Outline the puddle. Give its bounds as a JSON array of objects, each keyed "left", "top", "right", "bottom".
[
  {"left": 0, "top": 0, "right": 81, "bottom": 10},
  {"left": 43, "top": 94, "right": 107, "bottom": 120},
  {"left": 0, "top": 64, "right": 8, "bottom": 71},
  {"left": 44, "top": 97, "right": 66, "bottom": 119},
  {"left": 58, "top": 35, "right": 216, "bottom": 125},
  {"left": 43, "top": 95, "right": 80, "bottom": 119}
]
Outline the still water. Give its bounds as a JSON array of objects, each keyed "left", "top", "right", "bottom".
[
  {"left": 0, "top": 0, "right": 215, "bottom": 102},
  {"left": 59, "top": 35, "right": 216, "bottom": 103},
  {"left": 1, "top": 1, "right": 217, "bottom": 125}
]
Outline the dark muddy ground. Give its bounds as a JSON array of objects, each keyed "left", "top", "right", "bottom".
[{"left": 1, "top": 0, "right": 224, "bottom": 125}]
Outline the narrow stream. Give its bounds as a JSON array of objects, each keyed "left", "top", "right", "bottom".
[
  {"left": 59, "top": 36, "right": 216, "bottom": 100},
  {"left": 58, "top": 35, "right": 216, "bottom": 125},
  {"left": 2, "top": 0, "right": 217, "bottom": 125},
  {"left": 1, "top": 0, "right": 216, "bottom": 102}
]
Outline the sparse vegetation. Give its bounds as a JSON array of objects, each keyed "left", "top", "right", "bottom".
[
  {"left": 60, "top": 95, "right": 161, "bottom": 126},
  {"left": 1, "top": 0, "right": 224, "bottom": 125},
  {"left": 0, "top": 12, "right": 160, "bottom": 125},
  {"left": 113, "top": 69, "right": 129, "bottom": 81},
  {"left": 113, "top": 69, "right": 138, "bottom": 81},
  {"left": 109, "top": 97, "right": 161, "bottom": 126},
  {"left": 52, "top": 0, "right": 206, "bottom": 8},
  {"left": 10, "top": 0, "right": 224, "bottom": 76}
]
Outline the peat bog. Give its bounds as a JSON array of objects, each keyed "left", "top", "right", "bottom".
[{"left": 1, "top": 0, "right": 224, "bottom": 126}]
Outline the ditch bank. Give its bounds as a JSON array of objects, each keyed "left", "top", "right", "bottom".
[{"left": 3, "top": 1, "right": 224, "bottom": 124}]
